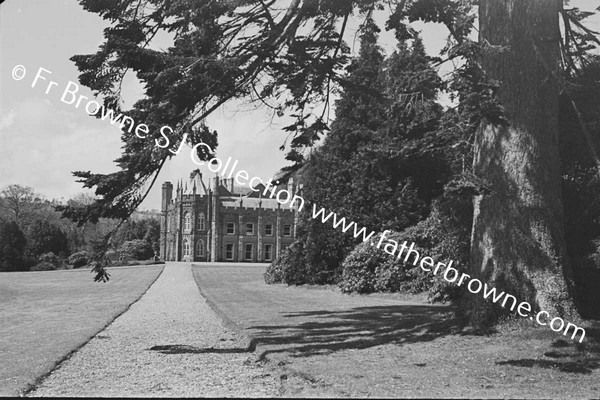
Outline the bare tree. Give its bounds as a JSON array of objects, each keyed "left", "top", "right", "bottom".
[{"left": 0, "top": 184, "right": 44, "bottom": 224}]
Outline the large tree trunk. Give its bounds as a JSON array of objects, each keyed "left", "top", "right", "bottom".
[{"left": 468, "top": 0, "right": 580, "bottom": 327}]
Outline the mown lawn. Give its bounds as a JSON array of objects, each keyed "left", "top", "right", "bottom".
[
  {"left": 192, "top": 263, "right": 600, "bottom": 398},
  {"left": 0, "top": 265, "right": 164, "bottom": 396}
]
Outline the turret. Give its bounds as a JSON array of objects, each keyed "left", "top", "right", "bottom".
[
  {"left": 161, "top": 182, "right": 173, "bottom": 211},
  {"left": 160, "top": 182, "right": 173, "bottom": 261}
]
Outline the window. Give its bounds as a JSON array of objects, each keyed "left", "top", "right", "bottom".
[
  {"left": 265, "top": 224, "right": 273, "bottom": 236},
  {"left": 197, "top": 213, "right": 205, "bottom": 231},
  {"left": 226, "top": 222, "right": 235, "bottom": 235},
  {"left": 184, "top": 212, "right": 191, "bottom": 231},
  {"left": 283, "top": 224, "right": 291, "bottom": 236},
  {"left": 225, "top": 243, "right": 234, "bottom": 260},
  {"left": 196, "top": 240, "right": 204, "bottom": 257},
  {"left": 245, "top": 243, "right": 253, "bottom": 261},
  {"left": 246, "top": 223, "right": 254, "bottom": 235},
  {"left": 264, "top": 244, "right": 273, "bottom": 261},
  {"left": 183, "top": 239, "right": 190, "bottom": 256}
]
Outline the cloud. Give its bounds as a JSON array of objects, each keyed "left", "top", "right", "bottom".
[
  {"left": 0, "top": 109, "right": 16, "bottom": 130},
  {"left": 0, "top": 96, "right": 122, "bottom": 201}
]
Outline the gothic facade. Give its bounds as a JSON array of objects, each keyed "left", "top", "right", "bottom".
[{"left": 160, "top": 169, "right": 299, "bottom": 262}]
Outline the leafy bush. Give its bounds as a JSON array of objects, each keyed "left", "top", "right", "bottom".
[
  {"left": 264, "top": 215, "right": 354, "bottom": 286},
  {"left": 68, "top": 251, "right": 90, "bottom": 269},
  {"left": 39, "top": 252, "right": 62, "bottom": 269},
  {"left": 119, "top": 239, "right": 154, "bottom": 260},
  {"left": 339, "top": 230, "right": 433, "bottom": 294},
  {"left": 106, "top": 250, "right": 119, "bottom": 261},
  {"left": 338, "top": 240, "right": 389, "bottom": 293},
  {"left": 264, "top": 254, "right": 286, "bottom": 284},
  {"left": 30, "top": 261, "right": 57, "bottom": 271},
  {"left": 339, "top": 193, "right": 472, "bottom": 302},
  {"left": 264, "top": 241, "right": 310, "bottom": 285}
]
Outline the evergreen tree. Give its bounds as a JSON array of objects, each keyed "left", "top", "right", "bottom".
[
  {"left": 26, "top": 220, "right": 69, "bottom": 258},
  {"left": 267, "top": 20, "right": 386, "bottom": 284},
  {"left": 270, "top": 24, "right": 450, "bottom": 284},
  {"left": 0, "top": 221, "right": 27, "bottom": 272}
]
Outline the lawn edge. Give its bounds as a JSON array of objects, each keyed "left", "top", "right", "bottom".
[
  {"left": 190, "top": 264, "right": 339, "bottom": 396},
  {"left": 20, "top": 264, "right": 166, "bottom": 397},
  {"left": 190, "top": 264, "right": 257, "bottom": 351}
]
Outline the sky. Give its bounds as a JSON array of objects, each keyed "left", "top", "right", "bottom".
[{"left": 0, "top": 0, "right": 597, "bottom": 211}]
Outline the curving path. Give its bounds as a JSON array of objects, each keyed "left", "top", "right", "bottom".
[{"left": 28, "top": 263, "right": 278, "bottom": 397}]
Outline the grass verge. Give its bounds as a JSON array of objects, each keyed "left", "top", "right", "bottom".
[
  {"left": 0, "top": 264, "right": 164, "bottom": 396},
  {"left": 191, "top": 263, "right": 600, "bottom": 398}
]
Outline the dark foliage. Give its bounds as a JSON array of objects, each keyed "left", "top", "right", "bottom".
[
  {"left": 266, "top": 21, "right": 463, "bottom": 286},
  {"left": 38, "top": 252, "right": 64, "bottom": 269},
  {"left": 559, "top": 57, "right": 600, "bottom": 318},
  {"left": 67, "top": 0, "right": 600, "bottom": 323},
  {"left": 339, "top": 190, "right": 472, "bottom": 301},
  {"left": 119, "top": 239, "right": 154, "bottom": 260},
  {"left": 68, "top": 251, "right": 91, "bottom": 269},
  {"left": 264, "top": 240, "right": 309, "bottom": 285},
  {"left": 0, "top": 220, "right": 27, "bottom": 272},
  {"left": 25, "top": 220, "right": 69, "bottom": 259},
  {"left": 112, "top": 218, "right": 161, "bottom": 256},
  {"left": 30, "top": 261, "right": 58, "bottom": 272},
  {"left": 63, "top": 0, "right": 487, "bottom": 281}
]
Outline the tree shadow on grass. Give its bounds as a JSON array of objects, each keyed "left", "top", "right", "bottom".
[
  {"left": 496, "top": 358, "right": 599, "bottom": 374},
  {"left": 495, "top": 324, "right": 600, "bottom": 375},
  {"left": 247, "top": 304, "right": 466, "bottom": 360}
]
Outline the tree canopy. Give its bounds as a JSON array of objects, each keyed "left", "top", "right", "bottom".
[
  {"left": 66, "top": 0, "right": 600, "bottom": 326},
  {"left": 65, "top": 0, "right": 600, "bottom": 223},
  {"left": 0, "top": 221, "right": 27, "bottom": 272}
]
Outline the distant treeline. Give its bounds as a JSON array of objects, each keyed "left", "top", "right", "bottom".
[{"left": 0, "top": 185, "right": 160, "bottom": 272}]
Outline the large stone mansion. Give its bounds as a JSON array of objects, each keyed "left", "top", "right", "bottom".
[{"left": 159, "top": 169, "right": 300, "bottom": 262}]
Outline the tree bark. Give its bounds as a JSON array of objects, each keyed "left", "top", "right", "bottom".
[{"left": 468, "top": 0, "right": 580, "bottom": 327}]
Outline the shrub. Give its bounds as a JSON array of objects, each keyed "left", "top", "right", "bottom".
[
  {"left": 68, "top": 251, "right": 90, "bottom": 269},
  {"left": 264, "top": 254, "right": 286, "bottom": 284},
  {"left": 119, "top": 239, "right": 154, "bottom": 260},
  {"left": 39, "top": 252, "right": 62, "bottom": 269},
  {"left": 302, "top": 221, "right": 354, "bottom": 285},
  {"left": 264, "top": 213, "right": 354, "bottom": 286},
  {"left": 264, "top": 241, "right": 310, "bottom": 285},
  {"left": 30, "top": 261, "right": 57, "bottom": 271},
  {"left": 106, "top": 250, "right": 119, "bottom": 261},
  {"left": 338, "top": 194, "right": 472, "bottom": 302},
  {"left": 338, "top": 240, "right": 389, "bottom": 293},
  {"left": 110, "top": 259, "right": 165, "bottom": 267},
  {"left": 339, "top": 230, "right": 433, "bottom": 294}
]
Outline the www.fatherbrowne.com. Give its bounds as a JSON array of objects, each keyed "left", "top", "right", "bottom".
[
  {"left": 15, "top": 65, "right": 584, "bottom": 342},
  {"left": 307, "top": 204, "right": 586, "bottom": 343},
  {"left": 198, "top": 155, "right": 585, "bottom": 344}
]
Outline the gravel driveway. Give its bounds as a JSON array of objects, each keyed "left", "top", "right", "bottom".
[{"left": 28, "top": 263, "right": 279, "bottom": 397}]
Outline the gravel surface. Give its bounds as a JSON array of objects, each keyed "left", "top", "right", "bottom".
[{"left": 28, "top": 263, "right": 279, "bottom": 397}]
